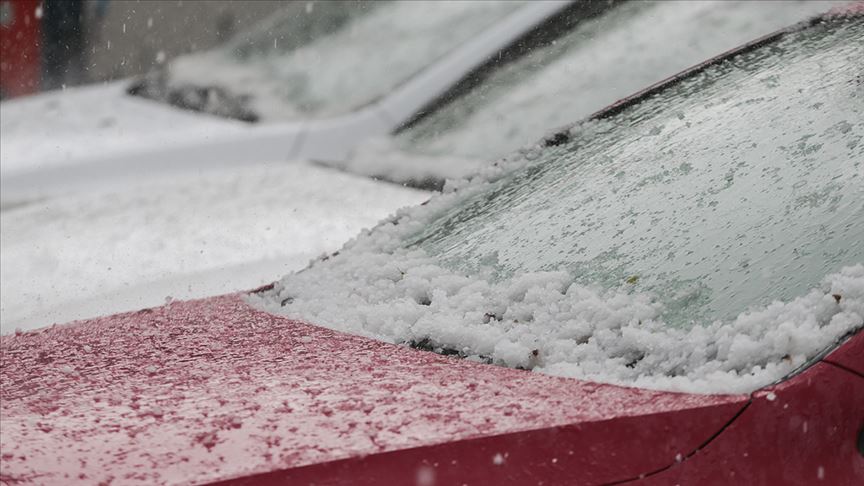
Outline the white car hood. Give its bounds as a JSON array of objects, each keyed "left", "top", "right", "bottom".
[
  {"left": 1, "top": 82, "right": 318, "bottom": 206},
  {"left": 0, "top": 161, "right": 429, "bottom": 333},
  {"left": 0, "top": 81, "right": 249, "bottom": 177}
]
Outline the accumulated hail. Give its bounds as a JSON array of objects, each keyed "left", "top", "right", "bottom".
[{"left": 252, "top": 136, "right": 864, "bottom": 394}]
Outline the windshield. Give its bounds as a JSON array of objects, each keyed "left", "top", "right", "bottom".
[
  {"left": 259, "top": 16, "right": 864, "bottom": 394},
  {"left": 150, "top": 0, "right": 526, "bottom": 122},
  {"left": 409, "top": 17, "right": 864, "bottom": 326},
  {"left": 392, "top": 0, "right": 850, "bottom": 161}
]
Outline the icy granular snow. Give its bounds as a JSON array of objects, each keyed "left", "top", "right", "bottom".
[
  {"left": 252, "top": 148, "right": 863, "bottom": 394},
  {"left": 255, "top": 249, "right": 862, "bottom": 394}
]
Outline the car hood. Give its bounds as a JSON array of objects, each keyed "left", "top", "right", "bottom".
[
  {"left": 0, "top": 81, "right": 247, "bottom": 177},
  {"left": 0, "top": 293, "right": 747, "bottom": 485},
  {"left": 0, "top": 162, "right": 429, "bottom": 333},
  {"left": 0, "top": 82, "right": 317, "bottom": 205}
]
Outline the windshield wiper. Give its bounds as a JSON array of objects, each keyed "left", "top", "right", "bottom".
[{"left": 127, "top": 70, "right": 260, "bottom": 123}]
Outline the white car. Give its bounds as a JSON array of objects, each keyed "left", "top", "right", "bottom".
[{"left": 0, "top": 0, "right": 573, "bottom": 205}]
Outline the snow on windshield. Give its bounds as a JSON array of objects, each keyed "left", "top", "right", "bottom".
[
  {"left": 254, "top": 17, "right": 864, "bottom": 394},
  {"left": 161, "top": 1, "right": 524, "bottom": 122},
  {"left": 340, "top": 0, "right": 848, "bottom": 186}
]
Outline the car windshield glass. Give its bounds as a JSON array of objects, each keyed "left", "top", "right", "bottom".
[
  {"left": 393, "top": 0, "right": 849, "bottom": 161},
  {"left": 408, "top": 17, "right": 864, "bottom": 326},
  {"left": 260, "top": 16, "right": 864, "bottom": 393},
  {"left": 162, "top": 0, "right": 525, "bottom": 121}
]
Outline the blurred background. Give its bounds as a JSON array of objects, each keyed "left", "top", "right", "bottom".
[{"left": 1, "top": 0, "right": 287, "bottom": 97}]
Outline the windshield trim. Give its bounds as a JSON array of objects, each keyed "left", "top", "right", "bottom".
[{"left": 565, "top": 12, "right": 857, "bottom": 134}]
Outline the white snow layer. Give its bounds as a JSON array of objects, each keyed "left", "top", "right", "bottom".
[
  {"left": 338, "top": 0, "right": 849, "bottom": 184},
  {"left": 0, "top": 81, "right": 247, "bottom": 176},
  {"left": 0, "top": 162, "right": 429, "bottom": 333},
  {"left": 166, "top": 1, "right": 522, "bottom": 122},
  {"left": 255, "top": 153, "right": 863, "bottom": 395},
  {"left": 410, "top": 0, "right": 849, "bottom": 160}
]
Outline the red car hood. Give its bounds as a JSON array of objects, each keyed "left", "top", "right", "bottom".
[{"left": 0, "top": 294, "right": 746, "bottom": 485}]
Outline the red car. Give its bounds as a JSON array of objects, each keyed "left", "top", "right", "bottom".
[
  {"left": 0, "top": 0, "right": 41, "bottom": 99},
  {"left": 2, "top": 6, "right": 862, "bottom": 486}
]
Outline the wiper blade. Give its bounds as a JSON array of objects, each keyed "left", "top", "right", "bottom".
[{"left": 127, "top": 71, "right": 259, "bottom": 123}]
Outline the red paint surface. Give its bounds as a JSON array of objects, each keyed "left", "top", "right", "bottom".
[
  {"left": 0, "top": 0, "right": 41, "bottom": 98},
  {"left": 1, "top": 294, "right": 745, "bottom": 485},
  {"left": 636, "top": 361, "right": 864, "bottom": 485},
  {"left": 212, "top": 399, "right": 742, "bottom": 486},
  {"left": 824, "top": 331, "right": 864, "bottom": 377},
  {"left": 830, "top": 1, "right": 864, "bottom": 16}
]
